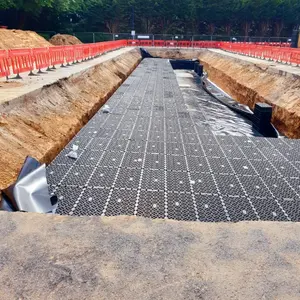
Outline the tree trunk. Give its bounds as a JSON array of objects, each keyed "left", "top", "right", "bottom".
[
  {"left": 274, "top": 20, "right": 284, "bottom": 37},
  {"left": 225, "top": 23, "right": 231, "bottom": 36},
  {"left": 18, "top": 10, "right": 27, "bottom": 29},
  {"left": 105, "top": 20, "right": 119, "bottom": 34},
  {"left": 260, "top": 20, "right": 269, "bottom": 36},
  {"left": 208, "top": 23, "right": 215, "bottom": 35},
  {"left": 243, "top": 21, "right": 251, "bottom": 37},
  {"left": 105, "top": 21, "right": 112, "bottom": 33}
]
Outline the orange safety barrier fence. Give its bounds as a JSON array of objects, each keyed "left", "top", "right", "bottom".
[
  {"left": 178, "top": 41, "right": 191, "bottom": 48},
  {"left": 291, "top": 51, "right": 300, "bottom": 65},
  {"left": 0, "top": 50, "right": 10, "bottom": 79},
  {"left": 127, "top": 40, "right": 139, "bottom": 46},
  {"left": 165, "top": 40, "right": 178, "bottom": 47},
  {"left": 64, "top": 46, "right": 75, "bottom": 65},
  {"left": 2, "top": 40, "right": 300, "bottom": 79},
  {"left": 218, "top": 42, "right": 300, "bottom": 65},
  {"left": 139, "top": 40, "right": 153, "bottom": 47},
  {"left": 0, "top": 40, "right": 127, "bottom": 79},
  {"left": 9, "top": 48, "right": 34, "bottom": 78},
  {"left": 83, "top": 45, "right": 91, "bottom": 60},
  {"left": 154, "top": 40, "right": 165, "bottom": 47},
  {"left": 74, "top": 45, "right": 83, "bottom": 62},
  {"left": 49, "top": 46, "right": 65, "bottom": 67},
  {"left": 32, "top": 47, "right": 49, "bottom": 71}
]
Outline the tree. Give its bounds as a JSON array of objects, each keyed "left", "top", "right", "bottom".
[{"left": 0, "top": 0, "right": 299, "bottom": 38}]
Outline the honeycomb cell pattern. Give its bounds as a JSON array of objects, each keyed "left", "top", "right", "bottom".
[{"left": 47, "top": 58, "right": 300, "bottom": 222}]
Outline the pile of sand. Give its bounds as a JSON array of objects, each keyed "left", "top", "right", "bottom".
[
  {"left": 0, "top": 29, "right": 51, "bottom": 49},
  {"left": 49, "top": 34, "right": 82, "bottom": 46}
]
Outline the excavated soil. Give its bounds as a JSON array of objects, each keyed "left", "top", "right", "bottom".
[
  {"left": 50, "top": 34, "right": 83, "bottom": 46},
  {"left": 0, "top": 49, "right": 141, "bottom": 189},
  {"left": 0, "top": 29, "right": 51, "bottom": 49},
  {"left": 147, "top": 48, "right": 300, "bottom": 138}
]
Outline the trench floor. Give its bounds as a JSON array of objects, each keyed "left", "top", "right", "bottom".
[{"left": 47, "top": 58, "right": 300, "bottom": 222}]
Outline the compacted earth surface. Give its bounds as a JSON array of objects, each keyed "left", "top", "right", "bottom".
[{"left": 1, "top": 212, "right": 300, "bottom": 300}]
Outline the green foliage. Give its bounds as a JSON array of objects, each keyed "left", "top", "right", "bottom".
[
  {"left": 0, "top": 0, "right": 299, "bottom": 36},
  {"left": 0, "top": 0, "right": 15, "bottom": 10}
]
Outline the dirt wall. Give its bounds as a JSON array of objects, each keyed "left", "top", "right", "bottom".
[
  {"left": 0, "top": 49, "right": 141, "bottom": 189},
  {"left": 198, "top": 51, "right": 300, "bottom": 138},
  {"left": 146, "top": 48, "right": 203, "bottom": 60}
]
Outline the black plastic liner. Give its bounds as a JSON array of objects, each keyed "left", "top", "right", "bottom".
[
  {"left": 201, "top": 77, "right": 279, "bottom": 138},
  {"left": 175, "top": 70, "right": 263, "bottom": 137},
  {"left": 140, "top": 51, "right": 278, "bottom": 138},
  {"left": 140, "top": 48, "right": 155, "bottom": 59},
  {"left": 170, "top": 59, "right": 199, "bottom": 70}
]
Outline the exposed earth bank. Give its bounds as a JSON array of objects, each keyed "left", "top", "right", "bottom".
[
  {"left": 198, "top": 51, "right": 300, "bottom": 138},
  {"left": 0, "top": 48, "right": 141, "bottom": 189}
]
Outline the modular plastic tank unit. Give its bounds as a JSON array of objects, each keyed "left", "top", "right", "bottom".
[{"left": 46, "top": 58, "right": 300, "bottom": 222}]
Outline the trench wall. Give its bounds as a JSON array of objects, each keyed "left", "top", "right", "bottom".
[{"left": 198, "top": 51, "right": 300, "bottom": 138}]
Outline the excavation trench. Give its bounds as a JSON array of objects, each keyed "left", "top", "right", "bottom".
[
  {"left": 0, "top": 48, "right": 142, "bottom": 189},
  {"left": 1, "top": 46, "right": 299, "bottom": 190}
]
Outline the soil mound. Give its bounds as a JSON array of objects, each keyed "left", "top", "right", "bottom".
[
  {"left": 49, "top": 34, "right": 82, "bottom": 46},
  {"left": 0, "top": 29, "right": 51, "bottom": 49}
]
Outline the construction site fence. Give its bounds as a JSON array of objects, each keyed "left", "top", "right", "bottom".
[
  {"left": 219, "top": 42, "right": 300, "bottom": 65},
  {"left": 0, "top": 40, "right": 127, "bottom": 79},
  {"left": 37, "top": 31, "right": 291, "bottom": 44},
  {"left": 127, "top": 39, "right": 291, "bottom": 48},
  {"left": 0, "top": 39, "right": 300, "bottom": 79}
]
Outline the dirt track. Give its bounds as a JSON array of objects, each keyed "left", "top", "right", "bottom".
[{"left": 0, "top": 48, "right": 141, "bottom": 189}]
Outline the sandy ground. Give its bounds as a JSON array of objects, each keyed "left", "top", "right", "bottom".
[
  {"left": 146, "top": 48, "right": 300, "bottom": 138},
  {"left": 1, "top": 212, "right": 300, "bottom": 299},
  {"left": 0, "top": 48, "right": 141, "bottom": 189},
  {"left": 49, "top": 34, "right": 82, "bottom": 46},
  {"left": 0, "top": 29, "right": 51, "bottom": 49}
]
